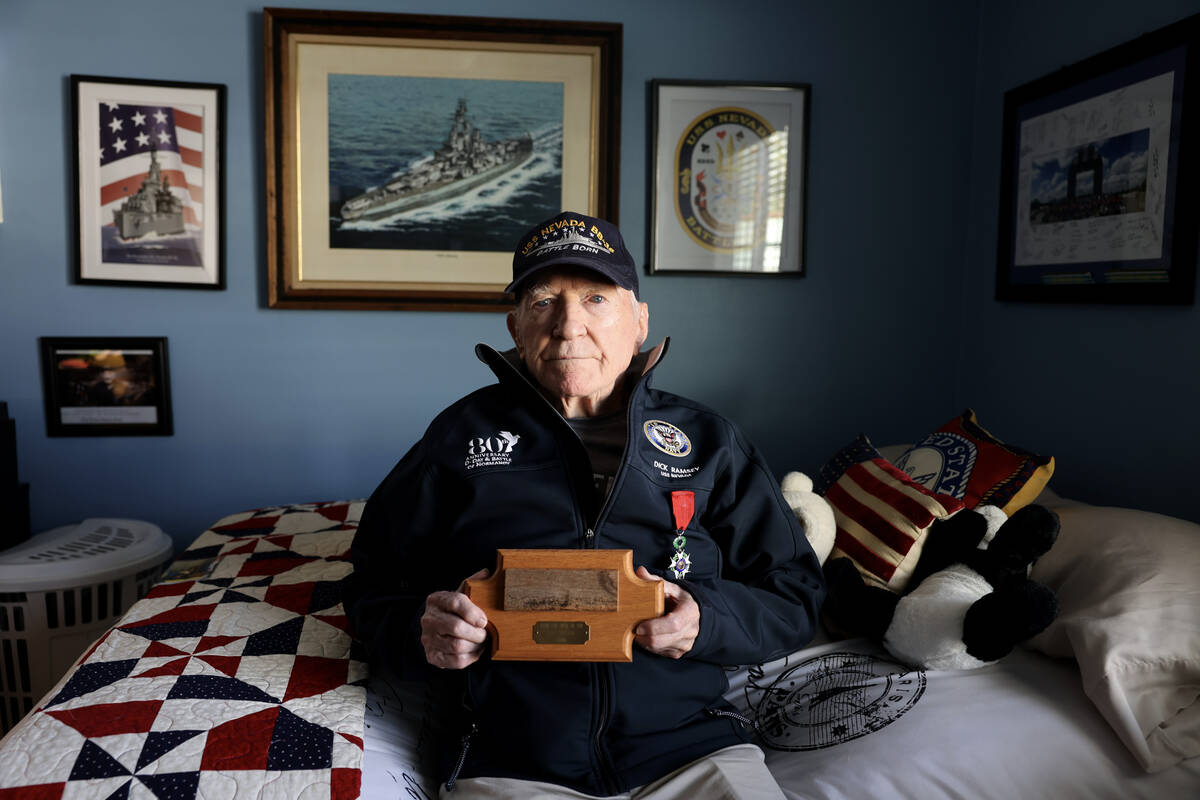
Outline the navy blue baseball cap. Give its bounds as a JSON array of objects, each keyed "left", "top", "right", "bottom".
[{"left": 507, "top": 211, "right": 639, "bottom": 297}]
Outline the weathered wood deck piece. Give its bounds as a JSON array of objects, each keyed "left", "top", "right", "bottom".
[{"left": 503, "top": 568, "right": 619, "bottom": 611}]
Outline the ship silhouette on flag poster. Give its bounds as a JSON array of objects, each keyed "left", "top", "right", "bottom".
[
  {"left": 98, "top": 101, "right": 205, "bottom": 266},
  {"left": 72, "top": 76, "right": 225, "bottom": 289}
]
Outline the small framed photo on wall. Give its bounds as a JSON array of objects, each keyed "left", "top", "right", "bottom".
[
  {"left": 649, "top": 80, "right": 810, "bottom": 276},
  {"left": 39, "top": 337, "right": 173, "bottom": 436},
  {"left": 71, "top": 75, "right": 226, "bottom": 289}
]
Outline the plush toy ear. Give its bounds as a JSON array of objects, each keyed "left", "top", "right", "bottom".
[
  {"left": 974, "top": 504, "right": 1008, "bottom": 547},
  {"left": 781, "top": 471, "right": 836, "bottom": 564},
  {"left": 976, "top": 504, "right": 1060, "bottom": 585}
]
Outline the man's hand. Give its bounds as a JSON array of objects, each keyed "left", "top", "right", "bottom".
[
  {"left": 633, "top": 566, "right": 700, "bottom": 659},
  {"left": 420, "top": 568, "right": 490, "bottom": 669}
]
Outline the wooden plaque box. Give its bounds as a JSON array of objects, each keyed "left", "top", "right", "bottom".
[{"left": 464, "top": 549, "right": 664, "bottom": 662}]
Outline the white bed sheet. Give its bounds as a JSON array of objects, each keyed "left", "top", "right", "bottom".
[
  {"left": 361, "top": 639, "right": 1200, "bottom": 799},
  {"left": 362, "top": 669, "right": 439, "bottom": 799},
  {"left": 724, "top": 638, "right": 1199, "bottom": 799}
]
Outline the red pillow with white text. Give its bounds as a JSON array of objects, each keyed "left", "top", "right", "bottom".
[{"left": 894, "top": 409, "right": 1054, "bottom": 514}]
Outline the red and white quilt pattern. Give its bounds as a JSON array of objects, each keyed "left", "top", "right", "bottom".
[{"left": 0, "top": 501, "right": 367, "bottom": 800}]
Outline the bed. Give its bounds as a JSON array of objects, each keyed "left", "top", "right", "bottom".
[{"left": 0, "top": 490, "right": 1197, "bottom": 799}]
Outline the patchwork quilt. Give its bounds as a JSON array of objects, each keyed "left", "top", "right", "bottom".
[{"left": 0, "top": 501, "right": 367, "bottom": 800}]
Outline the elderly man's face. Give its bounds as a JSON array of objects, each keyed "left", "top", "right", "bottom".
[{"left": 507, "top": 268, "right": 649, "bottom": 418}]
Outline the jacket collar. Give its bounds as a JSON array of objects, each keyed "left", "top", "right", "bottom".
[{"left": 474, "top": 338, "right": 670, "bottom": 411}]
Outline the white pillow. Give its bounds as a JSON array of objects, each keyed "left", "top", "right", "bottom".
[
  {"left": 1030, "top": 484, "right": 1088, "bottom": 508},
  {"left": 1027, "top": 504, "right": 1200, "bottom": 772}
]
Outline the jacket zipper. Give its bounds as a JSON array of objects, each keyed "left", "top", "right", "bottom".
[
  {"left": 444, "top": 722, "right": 478, "bottom": 791},
  {"left": 513, "top": 365, "right": 625, "bottom": 793},
  {"left": 477, "top": 344, "right": 657, "bottom": 545},
  {"left": 476, "top": 344, "right": 664, "bottom": 794},
  {"left": 706, "top": 707, "right": 759, "bottom": 731},
  {"left": 592, "top": 663, "right": 622, "bottom": 795},
  {"left": 572, "top": 370, "right": 642, "bottom": 794},
  {"left": 479, "top": 348, "right": 605, "bottom": 546}
]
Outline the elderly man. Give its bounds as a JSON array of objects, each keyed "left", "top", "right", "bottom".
[{"left": 345, "top": 211, "right": 825, "bottom": 799}]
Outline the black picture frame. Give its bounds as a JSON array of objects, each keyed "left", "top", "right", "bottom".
[
  {"left": 39, "top": 337, "right": 173, "bottom": 437},
  {"left": 996, "top": 14, "right": 1199, "bottom": 304},
  {"left": 71, "top": 75, "right": 226, "bottom": 290},
  {"left": 648, "top": 79, "right": 810, "bottom": 276}
]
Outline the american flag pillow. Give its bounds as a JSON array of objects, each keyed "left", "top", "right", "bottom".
[{"left": 816, "top": 435, "right": 964, "bottom": 592}]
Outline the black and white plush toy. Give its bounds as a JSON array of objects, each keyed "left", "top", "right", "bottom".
[{"left": 781, "top": 472, "right": 1060, "bottom": 670}]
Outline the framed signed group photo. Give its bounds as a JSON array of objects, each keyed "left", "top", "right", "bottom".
[{"left": 995, "top": 14, "right": 1199, "bottom": 304}]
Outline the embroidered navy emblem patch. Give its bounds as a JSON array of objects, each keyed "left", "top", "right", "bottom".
[{"left": 644, "top": 420, "right": 692, "bottom": 457}]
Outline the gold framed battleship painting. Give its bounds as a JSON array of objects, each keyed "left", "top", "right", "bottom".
[
  {"left": 648, "top": 80, "right": 809, "bottom": 277},
  {"left": 72, "top": 75, "right": 226, "bottom": 289},
  {"left": 264, "top": 8, "right": 623, "bottom": 311}
]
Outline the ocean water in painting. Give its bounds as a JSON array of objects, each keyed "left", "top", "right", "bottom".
[{"left": 328, "top": 75, "right": 564, "bottom": 251}]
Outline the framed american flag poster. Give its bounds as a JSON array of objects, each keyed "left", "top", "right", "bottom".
[{"left": 71, "top": 75, "right": 226, "bottom": 289}]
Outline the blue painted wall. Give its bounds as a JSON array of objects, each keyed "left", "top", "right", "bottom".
[
  {"left": 0, "top": 0, "right": 978, "bottom": 549},
  {"left": 3, "top": 0, "right": 1193, "bottom": 552},
  {"left": 961, "top": 0, "right": 1200, "bottom": 523}
]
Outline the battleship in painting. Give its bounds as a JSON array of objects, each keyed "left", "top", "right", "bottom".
[{"left": 339, "top": 99, "right": 534, "bottom": 222}]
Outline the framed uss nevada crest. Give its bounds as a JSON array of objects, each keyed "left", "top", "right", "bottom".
[
  {"left": 71, "top": 75, "right": 226, "bottom": 289},
  {"left": 649, "top": 80, "right": 809, "bottom": 276},
  {"left": 264, "top": 8, "right": 622, "bottom": 311}
]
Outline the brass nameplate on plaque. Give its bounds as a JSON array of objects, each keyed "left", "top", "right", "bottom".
[
  {"left": 532, "top": 621, "right": 590, "bottom": 644},
  {"left": 464, "top": 549, "right": 664, "bottom": 662},
  {"left": 504, "top": 568, "right": 618, "bottom": 611}
]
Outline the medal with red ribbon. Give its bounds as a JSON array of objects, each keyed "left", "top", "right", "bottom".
[{"left": 668, "top": 490, "right": 695, "bottom": 579}]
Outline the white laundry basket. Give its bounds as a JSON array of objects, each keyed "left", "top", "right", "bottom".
[{"left": 0, "top": 518, "right": 174, "bottom": 734}]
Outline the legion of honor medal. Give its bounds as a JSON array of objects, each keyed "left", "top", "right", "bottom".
[{"left": 669, "top": 490, "right": 695, "bottom": 579}]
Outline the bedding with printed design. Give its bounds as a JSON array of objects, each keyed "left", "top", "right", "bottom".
[{"left": 0, "top": 501, "right": 367, "bottom": 800}]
